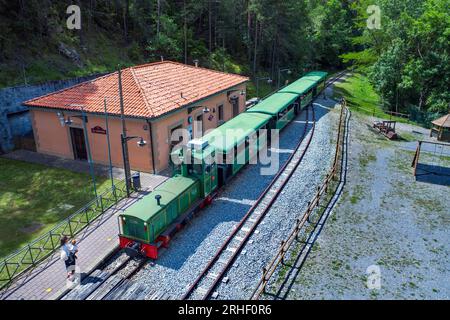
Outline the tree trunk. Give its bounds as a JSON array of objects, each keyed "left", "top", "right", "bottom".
[
  {"left": 247, "top": 3, "right": 251, "bottom": 62},
  {"left": 123, "top": 0, "right": 130, "bottom": 43},
  {"left": 184, "top": 0, "right": 187, "bottom": 64},
  {"left": 157, "top": 0, "right": 161, "bottom": 36},
  {"left": 209, "top": 0, "right": 212, "bottom": 54},
  {"left": 253, "top": 18, "right": 258, "bottom": 76}
]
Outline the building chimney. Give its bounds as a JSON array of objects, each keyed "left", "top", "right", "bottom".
[
  {"left": 193, "top": 59, "right": 199, "bottom": 67},
  {"left": 161, "top": 56, "right": 164, "bottom": 62}
]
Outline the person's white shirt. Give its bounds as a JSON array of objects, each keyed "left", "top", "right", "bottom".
[{"left": 60, "top": 244, "right": 70, "bottom": 261}]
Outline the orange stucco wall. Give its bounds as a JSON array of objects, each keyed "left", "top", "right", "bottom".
[
  {"left": 30, "top": 83, "right": 246, "bottom": 174},
  {"left": 31, "top": 109, "right": 153, "bottom": 173}
]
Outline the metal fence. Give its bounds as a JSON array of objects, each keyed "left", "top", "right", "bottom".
[{"left": 0, "top": 180, "right": 128, "bottom": 291}]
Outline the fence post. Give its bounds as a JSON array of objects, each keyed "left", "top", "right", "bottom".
[
  {"left": 280, "top": 240, "right": 286, "bottom": 264},
  {"left": 68, "top": 219, "right": 74, "bottom": 237},
  {"left": 28, "top": 245, "right": 35, "bottom": 266},
  {"left": 262, "top": 267, "right": 267, "bottom": 292},
  {"left": 49, "top": 232, "right": 55, "bottom": 250},
  {"left": 99, "top": 195, "right": 104, "bottom": 213},
  {"left": 4, "top": 263, "right": 12, "bottom": 282},
  {"left": 113, "top": 185, "right": 118, "bottom": 203},
  {"left": 84, "top": 208, "right": 90, "bottom": 224},
  {"left": 316, "top": 186, "right": 320, "bottom": 207}
]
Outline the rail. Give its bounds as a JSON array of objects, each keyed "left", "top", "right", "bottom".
[
  {"left": 0, "top": 180, "right": 128, "bottom": 291},
  {"left": 251, "top": 98, "right": 349, "bottom": 299}
]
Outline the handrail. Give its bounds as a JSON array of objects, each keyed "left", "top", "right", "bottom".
[{"left": 0, "top": 180, "right": 128, "bottom": 291}]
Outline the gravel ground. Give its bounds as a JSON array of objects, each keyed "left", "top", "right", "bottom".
[
  {"left": 127, "top": 91, "right": 340, "bottom": 299},
  {"left": 284, "top": 111, "right": 450, "bottom": 300}
]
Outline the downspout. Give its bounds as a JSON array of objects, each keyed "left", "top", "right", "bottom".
[{"left": 147, "top": 119, "right": 156, "bottom": 174}]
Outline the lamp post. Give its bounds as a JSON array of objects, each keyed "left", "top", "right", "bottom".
[
  {"left": 256, "top": 77, "right": 273, "bottom": 100},
  {"left": 103, "top": 98, "right": 115, "bottom": 191},
  {"left": 277, "top": 68, "right": 292, "bottom": 89},
  {"left": 118, "top": 66, "right": 147, "bottom": 197}
]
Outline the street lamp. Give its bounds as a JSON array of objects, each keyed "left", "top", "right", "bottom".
[
  {"left": 103, "top": 98, "right": 115, "bottom": 191},
  {"left": 256, "top": 77, "right": 273, "bottom": 100},
  {"left": 120, "top": 135, "right": 147, "bottom": 197},
  {"left": 118, "top": 66, "right": 149, "bottom": 197},
  {"left": 277, "top": 68, "right": 292, "bottom": 89}
]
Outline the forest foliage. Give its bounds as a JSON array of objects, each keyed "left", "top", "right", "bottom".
[{"left": 0, "top": 0, "right": 448, "bottom": 116}]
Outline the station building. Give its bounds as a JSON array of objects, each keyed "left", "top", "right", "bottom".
[{"left": 23, "top": 61, "right": 249, "bottom": 173}]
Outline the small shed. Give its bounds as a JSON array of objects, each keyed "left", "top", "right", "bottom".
[{"left": 430, "top": 114, "right": 450, "bottom": 142}]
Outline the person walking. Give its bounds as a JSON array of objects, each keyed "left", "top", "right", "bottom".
[{"left": 60, "top": 236, "right": 76, "bottom": 279}]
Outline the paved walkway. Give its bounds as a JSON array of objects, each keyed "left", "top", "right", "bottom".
[{"left": 0, "top": 165, "right": 167, "bottom": 300}]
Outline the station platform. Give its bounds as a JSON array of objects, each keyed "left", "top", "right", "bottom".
[{"left": 0, "top": 180, "right": 166, "bottom": 300}]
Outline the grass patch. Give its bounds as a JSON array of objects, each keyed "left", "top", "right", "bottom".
[
  {"left": 334, "top": 73, "right": 412, "bottom": 124},
  {"left": 350, "top": 185, "right": 365, "bottom": 204},
  {"left": 359, "top": 152, "right": 377, "bottom": 168},
  {"left": 0, "top": 158, "right": 117, "bottom": 260}
]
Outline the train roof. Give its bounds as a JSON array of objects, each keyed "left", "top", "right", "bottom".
[
  {"left": 279, "top": 71, "right": 327, "bottom": 95},
  {"left": 201, "top": 112, "right": 272, "bottom": 153},
  {"left": 120, "top": 175, "right": 198, "bottom": 222},
  {"left": 246, "top": 92, "right": 299, "bottom": 115}
]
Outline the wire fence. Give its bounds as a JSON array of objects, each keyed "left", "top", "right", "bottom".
[{"left": 0, "top": 180, "right": 128, "bottom": 291}]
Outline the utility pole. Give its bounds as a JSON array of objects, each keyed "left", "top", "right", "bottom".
[{"left": 118, "top": 66, "right": 132, "bottom": 197}]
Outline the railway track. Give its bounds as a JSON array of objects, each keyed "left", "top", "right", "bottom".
[
  {"left": 182, "top": 104, "right": 316, "bottom": 300},
  {"left": 59, "top": 254, "right": 159, "bottom": 300},
  {"left": 181, "top": 71, "right": 347, "bottom": 300}
]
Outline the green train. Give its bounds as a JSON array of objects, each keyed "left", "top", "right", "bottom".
[{"left": 118, "top": 71, "right": 327, "bottom": 259}]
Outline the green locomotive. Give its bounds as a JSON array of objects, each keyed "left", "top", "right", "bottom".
[{"left": 118, "top": 71, "right": 327, "bottom": 259}]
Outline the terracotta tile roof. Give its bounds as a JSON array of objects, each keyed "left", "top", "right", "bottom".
[{"left": 23, "top": 61, "right": 249, "bottom": 119}]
